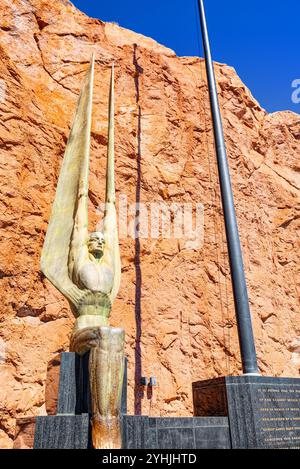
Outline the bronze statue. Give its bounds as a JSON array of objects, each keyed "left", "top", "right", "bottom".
[{"left": 41, "top": 55, "right": 125, "bottom": 449}]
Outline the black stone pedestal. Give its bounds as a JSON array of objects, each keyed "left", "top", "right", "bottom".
[
  {"left": 34, "top": 352, "right": 127, "bottom": 449},
  {"left": 36, "top": 354, "right": 300, "bottom": 449},
  {"left": 34, "top": 415, "right": 89, "bottom": 449},
  {"left": 122, "top": 416, "right": 231, "bottom": 449},
  {"left": 193, "top": 376, "right": 300, "bottom": 449},
  {"left": 33, "top": 352, "right": 232, "bottom": 449}
]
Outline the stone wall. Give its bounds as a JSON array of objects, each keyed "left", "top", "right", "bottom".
[{"left": 0, "top": 0, "right": 299, "bottom": 448}]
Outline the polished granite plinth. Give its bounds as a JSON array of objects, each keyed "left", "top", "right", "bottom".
[
  {"left": 33, "top": 353, "right": 230, "bottom": 449},
  {"left": 193, "top": 375, "right": 300, "bottom": 449},
  {"left": 122, "top": 416, "right": 230, "bottom": 449},
  {"left": 34, "top": 354, "right": 300, "bottom": 449},
  {"left": 34, "top": 414, "right": 90, "bottom": 449},
  {"left": 34, "top": 352, "right": 126, "bottom": 449}
]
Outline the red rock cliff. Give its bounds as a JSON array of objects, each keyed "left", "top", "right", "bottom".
[{"left": 0, "top": 0, "right": 299, "bottom": 449}]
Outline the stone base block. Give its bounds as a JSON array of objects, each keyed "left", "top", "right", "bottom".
[
  {"left": 193, "top": 375, "right": 300, "bottom": 449},
  {"left": 34, "top": 414, "right": 90, "bottom": 449},
  {"left": 122, "top": 416, "right": 231, "bottom": 449}
]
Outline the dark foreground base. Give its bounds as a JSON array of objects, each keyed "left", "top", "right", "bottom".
[
  {"left": 122, "top": 416, "right": 230, "bottom": 449},
  {"left": 34, "top": 415, "right": 230, "bottom": 449},
  {"left": 32, "top": 353, "right": 300, "bottom": 449},
  {"left": 193, "top": 375, "right": 300, "bottom": 449},
  {"left": 33, "top": 352, "right": 230, "bottom": 449},
  {"left": 34, "top": 415, "right": 90, "bottom": 449}
]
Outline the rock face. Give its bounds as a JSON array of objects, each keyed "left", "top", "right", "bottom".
[{"left": 0, "top": 0, "right": 299, "bottom": 449}]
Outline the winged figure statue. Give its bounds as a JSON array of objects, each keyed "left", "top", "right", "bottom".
[{"left": 41, "top": 55, "right": 124, "bottom": 449}]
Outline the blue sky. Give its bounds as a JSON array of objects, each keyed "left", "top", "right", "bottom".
[{"left": 71, "top": 0, "right": 300, "bottom": 114}]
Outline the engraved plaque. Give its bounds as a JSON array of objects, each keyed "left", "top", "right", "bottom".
[{"left": 193, "top": 376, "right": 300, "bottom": 449}]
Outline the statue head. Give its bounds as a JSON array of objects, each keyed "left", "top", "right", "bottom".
[{"left": 88, "top": 232, "right": 105, "bottom": 257}]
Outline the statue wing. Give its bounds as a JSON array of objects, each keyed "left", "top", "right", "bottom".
[
  {"left": 104, "top": 64, "right": 121, "bottom": 302},
  {"left": 41, "top": 56, "right": 95, "bottom": 309}
]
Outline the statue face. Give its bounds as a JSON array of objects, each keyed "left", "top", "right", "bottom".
[{"left": 88, "top": 232, "right": 105, "bottom": 256}]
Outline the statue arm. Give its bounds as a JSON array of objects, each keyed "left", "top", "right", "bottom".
[
  {"left": 103, "top": 203, "right": 121, "bottom": 302},
  {"left": 103, "top": 63, "right": 121, "bottom": 302},
  {"left": 68, "top": 158, "right": 90, "bottom": 282},
  {"left": 41, "top": 267, "right": 84, "bottom": 312}
]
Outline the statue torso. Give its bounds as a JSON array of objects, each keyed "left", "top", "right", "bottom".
[{"left": 78, "top": 258, "right": 114, "bottom": 294}]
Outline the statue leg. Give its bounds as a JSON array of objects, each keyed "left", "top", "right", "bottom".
[
  {"left": 70, "top": 325, "right": 125, "bottom": 449},
  {"left": 89, "top": 327, "right": 125, "bottom": 449}
]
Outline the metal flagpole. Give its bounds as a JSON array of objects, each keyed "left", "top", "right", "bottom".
[{"left": 196, "top": 0, "right": 260, "bottom": 375}]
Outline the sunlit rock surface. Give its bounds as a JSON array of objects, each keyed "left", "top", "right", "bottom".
[{"left": 0, "top": 0, "right": 299, "bottom": 448}]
